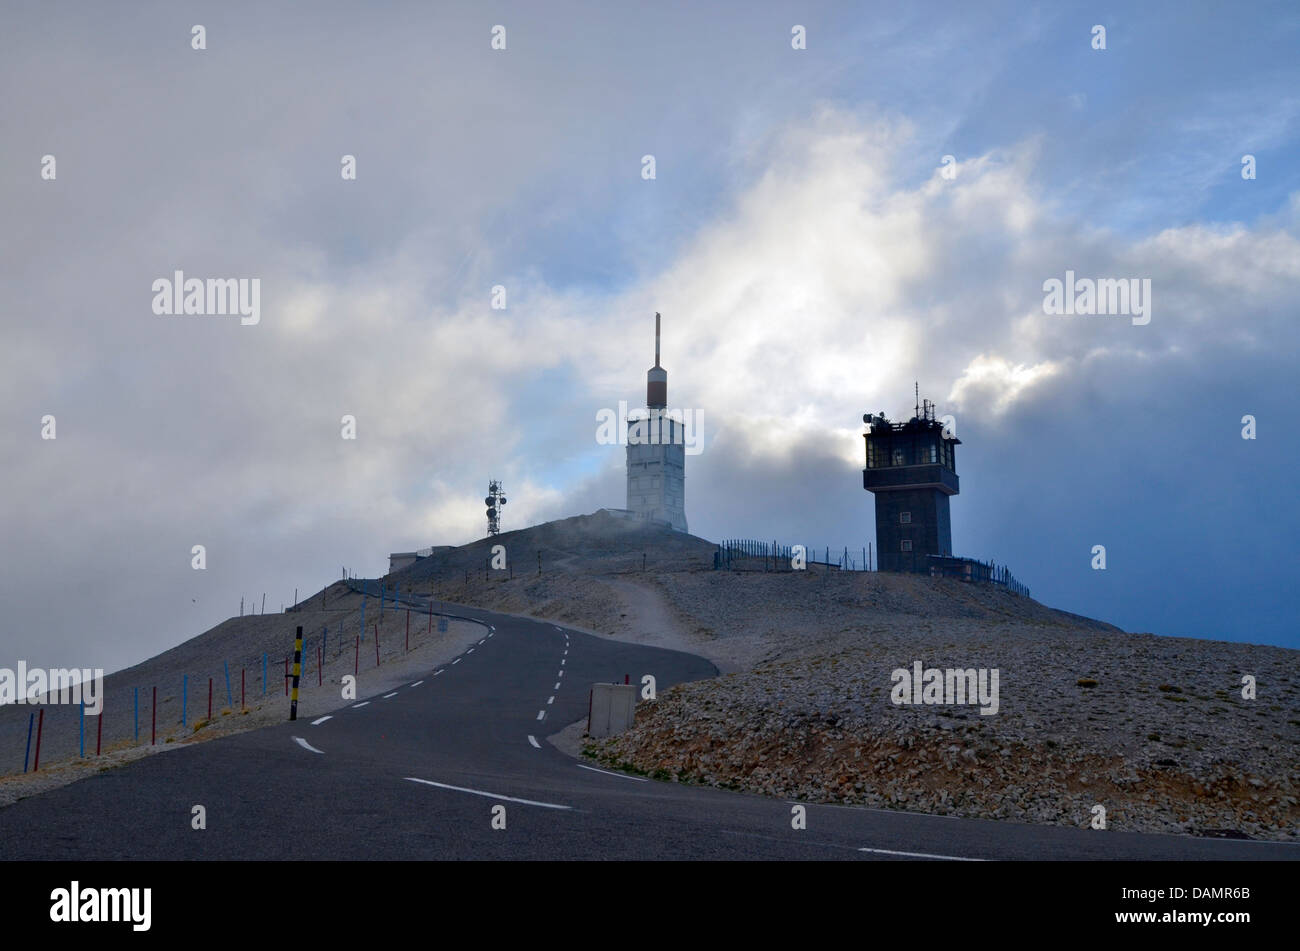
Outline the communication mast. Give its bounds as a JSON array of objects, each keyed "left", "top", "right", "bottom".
[{"left": 485, "top": 480, "right": 507, "bottom": 536}]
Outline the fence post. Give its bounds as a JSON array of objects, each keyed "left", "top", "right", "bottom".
[
  {"left": 354, "top": 635, "right": 359, "bottom": 676},
  {"left": 290, "top": 626, "right": 303, "bottom": 721},
  {"left": 375, "top": 624, "right": 380, "bottom": 666}
]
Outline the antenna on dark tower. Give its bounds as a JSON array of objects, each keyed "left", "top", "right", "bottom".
[
  {"left": 654, "top": 312, "right": 661, "bottom": 367},
  {"left": 915, "top": 381, "right": 920, "bottom": 420}
]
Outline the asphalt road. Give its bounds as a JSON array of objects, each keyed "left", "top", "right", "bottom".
[{"left": 0, "top": 603, "right": 1294, "bottom": 860}]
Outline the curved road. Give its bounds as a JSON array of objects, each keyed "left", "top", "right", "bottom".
[{"left": 0, "top": 602, "right": 1294, "bottom": 860}]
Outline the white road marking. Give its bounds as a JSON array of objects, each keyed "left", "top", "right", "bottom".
[
  {"left": 405, "top": 777, "right": 571, "bottom": 810},
  {"left": 293, "top": 737, "right": 325, "bottom": 754},
  {"left": 311, "top": 715, "right": 333, "bottom": 725},
  {"left": 547, "top": 695, "right": 555, "bottom": 704},
  {"left": 383, "top": 692, "right": 397, "bottom": 698},
  {"left": 435, "top": 669, "right": 444, "bottom": 675},
  {"left": 410, "top": 680, "right": 424, "bottom": 687},
  {"left": 554, "top": 682, "right": 561, "bottom": 690},
  {"left": 857, "top": 847, "right": 985, "bottom": 862},
  {"left": 558, "top": 670, "right": 564, "bottom": 677},
  {"left": 452, "top": 658, "right": 461, "bottom": 665},
  {"left": 577, "top": 763, "right": 647, "bottom": 782},
  {"left": 352, "top": 701, "right": 370, "bottom": 708},
  {"left": 536, "top": 710, "right": 545, "bottom": 720},
  {"left": 528, "top": 735, "right": 541, "bottom": 749},
  {"left": 561, "top": 659, "right": 565, "bottom": 666},
  {"left": 467, "top": 648, "right": 474, "bottom": 654}
]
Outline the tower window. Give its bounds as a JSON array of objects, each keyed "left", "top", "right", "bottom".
[
  {"left": 901, "top": 540, "right": 913, "bottom": 552},
  {"left": 891, "top": 448, "right": 905, "bottom": 467},
  {"left": 900, "top": 512, "right": 911, "bottom": 524}
]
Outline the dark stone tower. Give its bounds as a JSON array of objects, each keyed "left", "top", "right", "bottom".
[{"left": 862, "top": 391, "right": 961, "bottom": 572}]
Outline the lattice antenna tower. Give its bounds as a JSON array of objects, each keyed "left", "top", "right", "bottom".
[{"left": 485, "top": 480, "right": 507, "bottom": 536}]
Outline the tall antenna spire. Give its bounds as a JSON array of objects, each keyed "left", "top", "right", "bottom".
[
  {"left": 646, "top": 312, "right": 667, "bottom": 408},
  {"left": 915, "top": 381, "right": 920, "bottom": 419}
]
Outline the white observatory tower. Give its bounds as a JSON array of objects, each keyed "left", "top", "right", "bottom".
[{"left": 626, "top": 313, "right": 688, "bottom": 532}]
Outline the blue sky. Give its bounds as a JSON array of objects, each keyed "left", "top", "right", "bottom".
[{"left": 1, "top": 1, "right": 1297, "bottom": 675}]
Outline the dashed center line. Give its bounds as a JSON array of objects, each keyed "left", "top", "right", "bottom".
[
  {"left": 383, "top": 692, "right": 397, "bottom": 698},
  {"left": 435, "top": 669, "right": 444, "bottom": 676},
  {"left": 547, "top": 696, "right": 555, "bottom": 704},
  {"left": 293, "top": 737, "right": 325, "bottom": 754},
  {"left": 453, "top": 658, "right": 461, "bottom": 665},
  {"left": 311, "top": 715, "right": 333, "bottom": 725},
  {"left": 527, "top": 735, "right": 541, "bottom": 749},
  {"left": 410, "top": 680, "right": 424, "bottom": 687},
  {"left": 405, "top": 777, "right": 571, "bottom": 810},
  {"left": 558, "top": 670, "right": 564, "bottom": 677},
  {"left": 352, "top": 701, "right": 370, "bottom": 708},
  {"left": 536, "top": 710, "right": 545, "bottom": 721},
  {"left": 554, "top": 682, "right": 561, "bottom": 690}
]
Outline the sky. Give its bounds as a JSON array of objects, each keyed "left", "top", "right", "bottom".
[{"left": 2, "top": 1, "right": 1298, "bottom": 675}]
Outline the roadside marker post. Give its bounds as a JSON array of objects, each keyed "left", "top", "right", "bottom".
[
  {"left": 354, "top": 635, "right": 359, "bottom": 676},
  {"left": 375, "top": 624, "right": 380, "bottom": 666},
  {"left": 317, "top": 645, "right": 322, "bottom": 686},
  {"left": 96, "top": 707, "right": 102, "bottom": 756},
  {"left": 79, "top": 699, "right": 84, "bottom": 757},
  {"left": 133, "top": 688, "right": 138, "bottom": 741},
  {"left": 289, "top": 625, "right": 304, "bottom": 721},
  {"left": 33, "top": 709, "right": 44, "bottom": 770},
  {"left": 242, "top": 668, "right": 246, "bottom": 709},
  {"left": 151, "top": 686, "right": 157, "bottom": 745},
  {"left": 284, "top": 657, "right": 288, "bottom": 696},
  {"left": 224, "top": 661, "right": 233, "bottom": 711},
  {"left": 182, "top": 674, "right": 188, "bottom": 727},
  {"left": 23, "top": 712, "right": 33, "bottom": 773},
  {"left": 208, "top": 678, "right": 212, "bottom": 721},
  {"left": 406, "top": 609, "right": 410, "bottom": 652}
]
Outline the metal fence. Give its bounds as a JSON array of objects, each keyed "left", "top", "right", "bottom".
[{"left": 714, "top": 538, "right": 1029, "bottom": 597}]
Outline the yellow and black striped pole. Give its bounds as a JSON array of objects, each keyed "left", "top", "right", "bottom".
[{"left": 289, "top": 625, "right": 303, "bottom": 720}]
